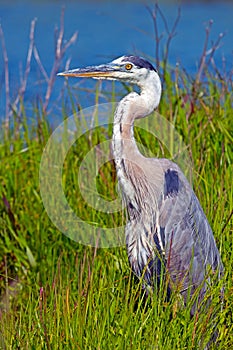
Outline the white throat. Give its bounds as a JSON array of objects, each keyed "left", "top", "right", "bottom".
[{"left": 112, "top": 69, "right": 162, "bottom": 200}]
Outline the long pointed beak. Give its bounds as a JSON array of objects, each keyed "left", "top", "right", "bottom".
[{"left": 57, "top": 64, "right": 120, "bottom": 79}]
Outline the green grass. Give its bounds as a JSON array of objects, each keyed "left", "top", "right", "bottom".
[{"left": 0, "top": 65, "right": 232, "bottom": 349}]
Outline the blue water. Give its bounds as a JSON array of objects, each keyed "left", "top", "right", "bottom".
[{"left": 0, "top": 0, "right": 232, "bottom": 120}]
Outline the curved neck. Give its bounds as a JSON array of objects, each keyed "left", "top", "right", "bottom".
[
  {"left": 112, "top": 74, "right": 161, "bottom": 163},
  {"left": 112, "top": 94, "right": 139, "bottom": 164}
]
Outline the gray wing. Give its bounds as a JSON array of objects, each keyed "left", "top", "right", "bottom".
[
  {"left": 158, "top": 164, "right": 223, "bottom": 305},
  {"left": 124, "top": 157, "right": 223, "bottom": 307}
]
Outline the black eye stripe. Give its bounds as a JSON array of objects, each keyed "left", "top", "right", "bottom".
[{"left": 122, "top": 55, "right": 157, "bottom": 72}]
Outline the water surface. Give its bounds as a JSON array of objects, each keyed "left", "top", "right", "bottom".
[{"left": 0, "top": 0, "right": 232, "bottom": 119}]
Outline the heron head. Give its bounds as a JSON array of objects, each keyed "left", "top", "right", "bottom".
[{"left": 58, "top": 55, "right": 160, "bottom": 87}]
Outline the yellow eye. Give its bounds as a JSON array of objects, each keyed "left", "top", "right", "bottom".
[{"left": 125, "top": 63, "right": 133, "bottom": 70}]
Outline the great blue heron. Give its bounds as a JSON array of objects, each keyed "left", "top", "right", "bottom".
[{"left": 58, "top": 55, "right": 223, "bottom": 313}]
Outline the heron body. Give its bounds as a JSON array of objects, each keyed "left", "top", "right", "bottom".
[{"left": 58, "top": 55, "right": 223, "bottom": 312}]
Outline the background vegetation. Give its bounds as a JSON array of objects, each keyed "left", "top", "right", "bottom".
[{"left": 0, "top": 6, "right": 232, "bottom": 349}]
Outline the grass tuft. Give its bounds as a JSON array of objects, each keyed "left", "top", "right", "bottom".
[{"left": 0, "top": 6, "right": 232, "bottom": 349}]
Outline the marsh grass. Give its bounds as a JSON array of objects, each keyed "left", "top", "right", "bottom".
[{"left": 0, "top": 7, "right": 233, "bottom": 350}]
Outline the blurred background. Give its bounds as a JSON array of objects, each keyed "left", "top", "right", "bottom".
[{"left": 0, "top": 0, "right": 232, "bottom": 121}]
